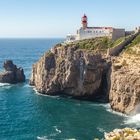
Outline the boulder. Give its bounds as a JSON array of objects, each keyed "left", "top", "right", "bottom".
[
  {"left": 0, "top": 60, "right": 25, "bottom": 84},
  {"left": 104, "top": 128, "right": 140, "bottom": 140}
]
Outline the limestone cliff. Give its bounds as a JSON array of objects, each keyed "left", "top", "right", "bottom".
[
  {"left": 109, "top": 34, "right": 140, "bottom": 114},
  {"left": 109, "top": 52, "right": 140, "bottom": 114},
  {"left": 30, "top": 35, "right": 140, "bottom": 114},
  {"left": 30, "top": 43, "right": 111, "bottom": 100}
]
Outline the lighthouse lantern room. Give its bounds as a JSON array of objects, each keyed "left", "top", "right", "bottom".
[{"left": 82, "top": 14, "right": 88, "bottom": 29}]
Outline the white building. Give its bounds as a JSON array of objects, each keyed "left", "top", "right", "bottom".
[{"left": 66, "top": 14, "right": 125, "bottom": 42}]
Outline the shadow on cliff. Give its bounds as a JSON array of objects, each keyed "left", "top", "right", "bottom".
[{"left": 59, "top": 62, "right": 112, "bottom": 103}]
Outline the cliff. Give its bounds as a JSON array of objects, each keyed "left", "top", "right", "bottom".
[
  {"left": 109, "top": 35, "right": 140, "bottom": 114},
  {"left": 30, "top": 38, "right": 111, "bottom": 101},
  {"left": 110, "top": 54, "right": 140, "bottom": 114},
  {"left": 30, "top": 35, "right": 140, "bottom": 114}
]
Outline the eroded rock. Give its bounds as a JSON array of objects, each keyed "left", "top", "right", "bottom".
[
  {"left": 30, "top": 45, "right": 111, "bottom": 100},
  {"left": 104, "top": 128, "right": 140, "bottom": 140},
  {"left": 0, "top": 60, "right": 25, "bottom": 84},
  {"left": 109, "top": 55, "right": 140, "bottom": 114}
]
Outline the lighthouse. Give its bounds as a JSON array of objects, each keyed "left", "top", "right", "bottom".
[
  {"left": 82, "top": 14, "right": 88, "bottom": 29},
  {"left": 66, "top": 15, "right": 125, "bottom": 42}
]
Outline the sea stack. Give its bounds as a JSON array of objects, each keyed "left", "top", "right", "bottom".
[{"left": 0, "top": 60, "right": 25, "bottom": 84}]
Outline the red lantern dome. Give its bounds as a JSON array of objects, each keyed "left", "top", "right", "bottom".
[
  {"left": 82, "top": 14, "right": 88, "bottom": 29},
  {"left": 83, "top": 14, "right": 87, "bottom": 18}
]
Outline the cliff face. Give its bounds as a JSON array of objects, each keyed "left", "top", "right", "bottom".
[
  {"left": 109, "top": 54, "right": 140, "bottom": 114},
  {"left": 30, "top": 44, "right": 111, "bottom": 100},
  {"left": 30, "top": 35, "right": 140, "bottom": 114},
  {"left": 109, "top": 35, "right": 140, "bottom": 114}
]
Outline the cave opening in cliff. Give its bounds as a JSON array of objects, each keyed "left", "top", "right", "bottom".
[{"left": 94, "top": 67, "right": 111, "bottom": 103}]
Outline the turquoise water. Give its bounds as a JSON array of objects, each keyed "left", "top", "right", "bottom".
[{"left": 0, "top": 39, "right": 139, "bottom": 140}]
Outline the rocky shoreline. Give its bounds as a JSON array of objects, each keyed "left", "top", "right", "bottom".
[
  {"left": 104, "top": 128, "right": 140, "bottom": 140},
  {"left": 30, "top": 36, "right": 140, "bottom": 114}
]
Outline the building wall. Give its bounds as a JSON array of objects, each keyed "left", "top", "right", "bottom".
[
  {"left": 125, "top": 31, "right": 134, "bottom": 36},
  {"left": 66, "top": 34, "right": 77, "bottom": 42},
  {"left": 66, "top": 27, "right": 126, "bottom": 42},
  {"left": 112, "top": 29, "right": 125, "bottom": 40},
  {"left": 77, "top": 28, "right": 112, "bottom": 40},
  {"left": 109, "top": 31, "right": 140, "bottom": 56}
]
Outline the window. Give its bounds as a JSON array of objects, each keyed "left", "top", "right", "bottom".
[{"left": 88, "top": 31, "right": 92, "bottom": 33}]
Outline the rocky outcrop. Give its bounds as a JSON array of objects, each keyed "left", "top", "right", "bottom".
[
  {"left": 109, "top": 55, "right": 140, "bottom": 114},
  {"left": 30, "top": 37, "right": 140, "bottom": 114},
  {"left": 30, "top": 44, "right": 111, "bottom": 100},
  {"left": 104, "top": 128, "right": 140, "bottom": 140},
  {"left": 109, "top": 34, "right": 140, "bottom": 114},
  {"left": 0, "top": 60, "right": 25, "bottom": 84}
]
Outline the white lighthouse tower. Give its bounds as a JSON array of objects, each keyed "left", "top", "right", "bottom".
[{"left": 82, "top": 14, "right": 88, "bottom": 29}]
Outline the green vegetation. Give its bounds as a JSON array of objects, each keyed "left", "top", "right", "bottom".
[
  {"left": 46, "top": 50, "right": 54, "bottom": 57},
  {"left": 124, "top": 34, "right": 140, "bottom": 55},
  {"left": 67, "top": 37, "right": 114, "bottom": 53},
  {"left": 110, "top": 37, "right": 125, "bottom": 48},
  {"left": 75, "top": 37, "right": 112, "bottom": 50},
  {"left": 127, "top": 34, "right": 140, "bottom": 47},
  {"left": 66, "top": 36, "right": 131, "bottom": 53}
]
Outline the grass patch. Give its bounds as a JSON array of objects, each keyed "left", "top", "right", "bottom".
[
  {"left": 110, "top": 37, "right": 125, "bottom": 48},
  {"left": 66, "top": 36, "right": 130, "bottom": 52},
  {"left": 124, "top": 34, "right": 140, "bottom": 55},
  {"left": 67, "top": 37, "right": 114, "bottom": 51}
]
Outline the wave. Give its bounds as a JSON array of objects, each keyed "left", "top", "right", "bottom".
[
  {"left": 97, "top": 127, "right": 106, "bottom": 133},
  {"left": 33, "top": 87, "right": 60, "bottom": 99},
  {"left": 0, "top": 83, "right": 11, "bottom": 87},
  {"left": 54, "top": 126, "right": 62, "bottom": 134},
  {"left": 100, "top": 104, "right": 140, "bottom": 128},
  {"left": 37, "top": 136, "right": 76, "bottom": 140},
  {"left": 37, "top": 127, "right": 62, "bottom": 140},
  {"left": 100, "top": 103, "right": 127, "bottom": 117},
  {"left": 65, "top": 138, "right": 76, "bottom": 140},
  {"left": 124, "top": 114, "right": 140, "bottom": 127},
  {"left": 37, "top": 136, "right": 53, "bottom": 140},
  {"left": 0, "top": 83, "right": 12, "bottom": 89}
]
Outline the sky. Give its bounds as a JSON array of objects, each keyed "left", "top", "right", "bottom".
[{"left": 0, "top": 0, "right": 140, "bottom": 38}]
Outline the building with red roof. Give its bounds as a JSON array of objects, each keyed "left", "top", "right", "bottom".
[{"left": 66, "top": 15, "right": 126, "bottom": 42}]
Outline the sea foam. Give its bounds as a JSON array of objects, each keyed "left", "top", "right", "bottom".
[
  {"left": 98, "top": 103, "right": 127, "bottom": 117},
  {"left": 33, "top": 87, "right": 59, "bottom": 99},
  {"left": 37, "top": 136, "right": 52, "bottom": 140},
  {"left": 0, "top": 83, "right": 10, "bottom": 87},
  {"left": 124, "top": 114, "right": 140, "bottom": 127}
]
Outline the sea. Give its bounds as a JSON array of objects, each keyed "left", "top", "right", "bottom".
[{"left": 0, "top": 38, "right": 139, "bottom": 140}]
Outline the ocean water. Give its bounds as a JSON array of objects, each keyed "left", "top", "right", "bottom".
[{"left": 0, "top": 39, "right": 139, "bottom": 140}]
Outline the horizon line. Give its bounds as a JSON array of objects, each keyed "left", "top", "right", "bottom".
[{"left": 0, "top": 37, "right": 65, "bottom": 39}]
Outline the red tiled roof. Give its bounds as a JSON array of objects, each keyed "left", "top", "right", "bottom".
[{"left": 87, "top": 27, "right": 113, "bottom": 30}]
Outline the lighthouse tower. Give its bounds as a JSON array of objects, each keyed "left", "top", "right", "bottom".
[{"left": 82, "top": 14, "right": 88, "bottom": 29}]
